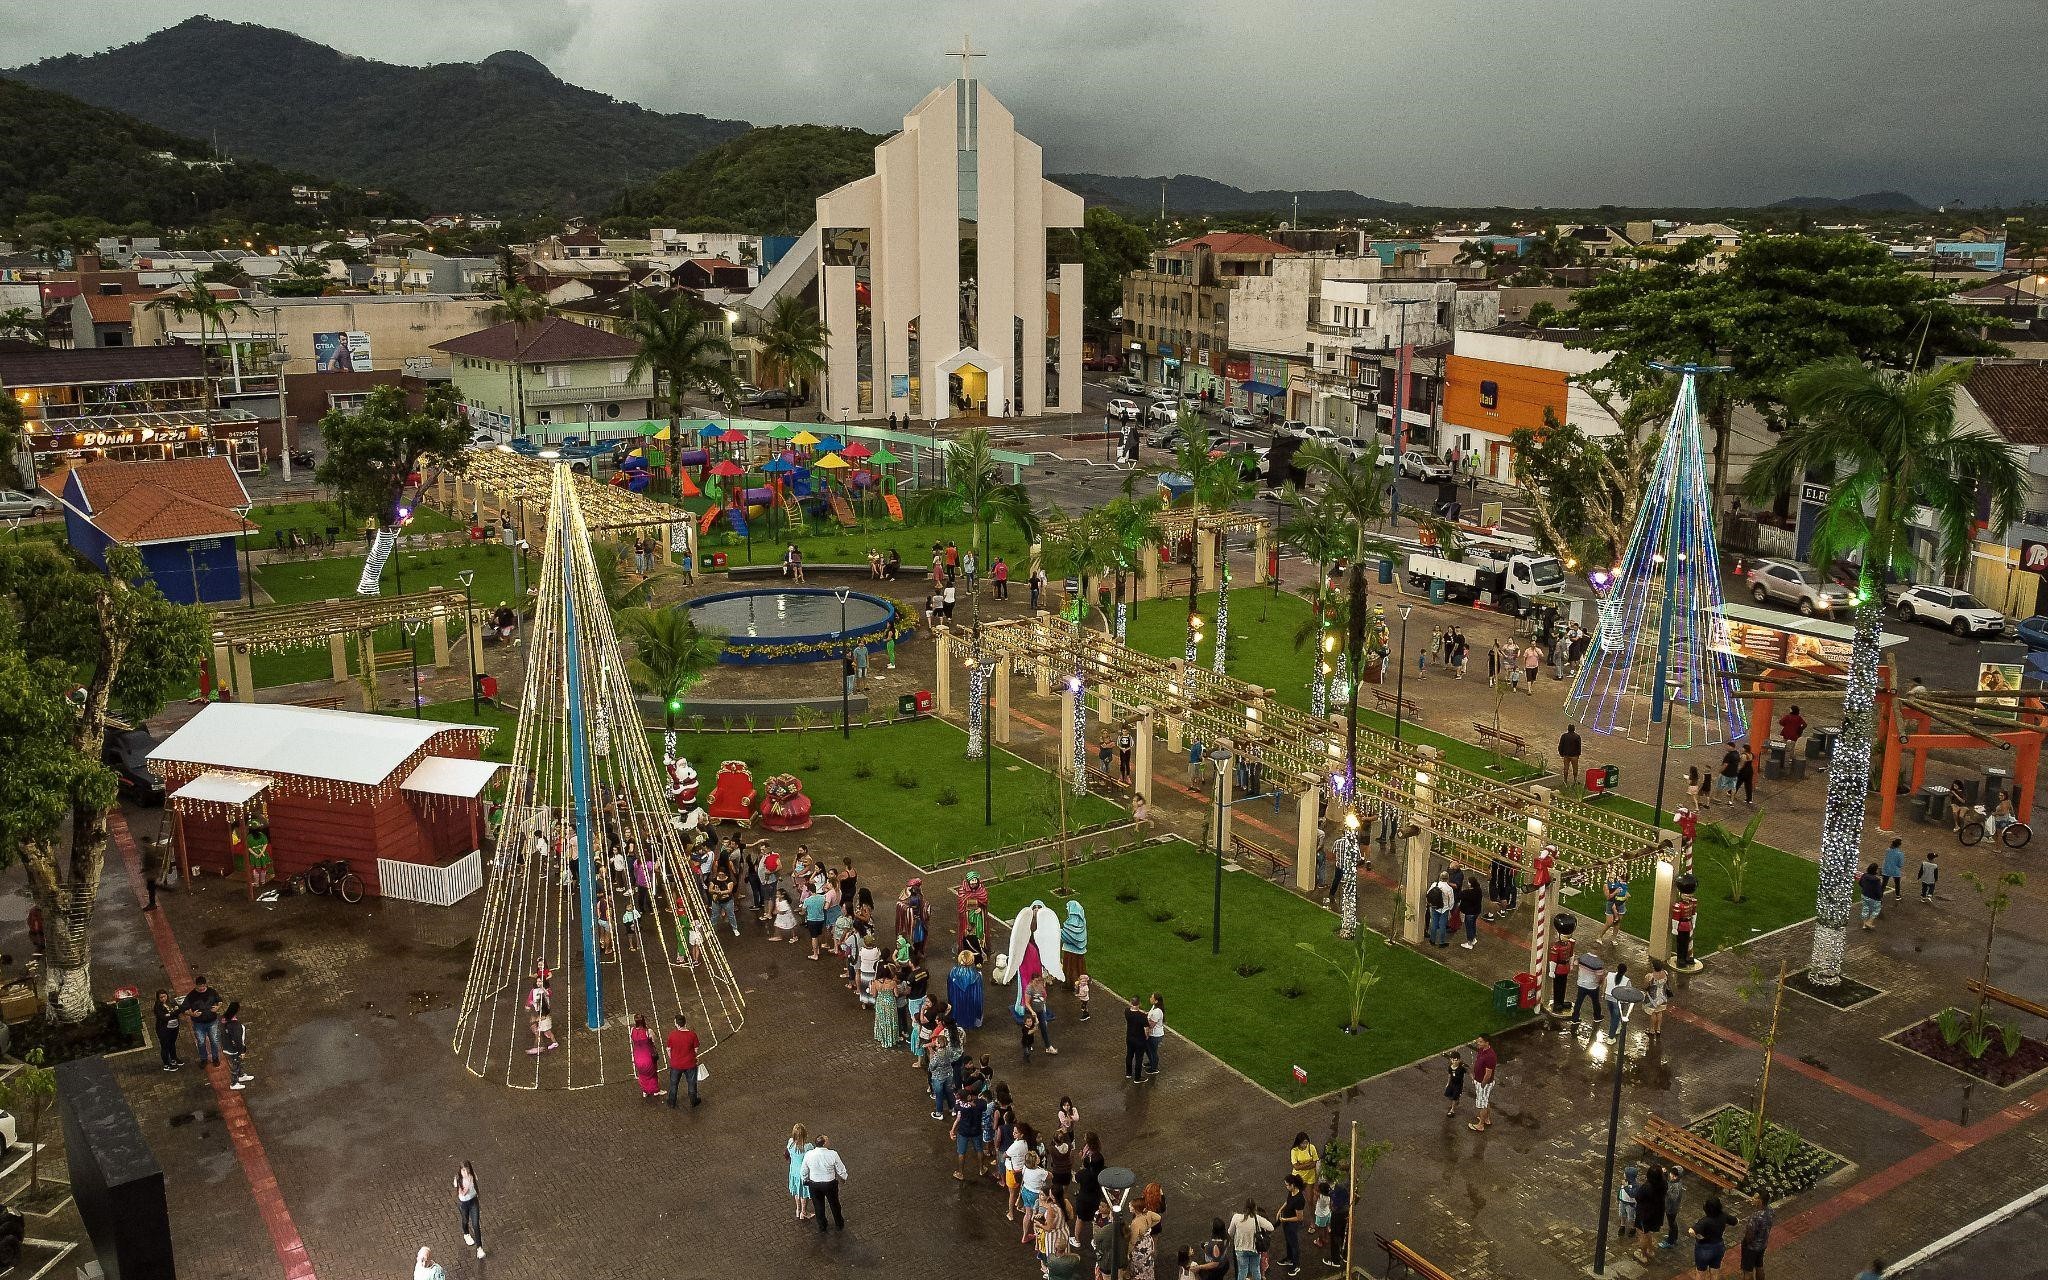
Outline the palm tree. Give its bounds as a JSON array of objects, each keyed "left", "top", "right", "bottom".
[
  {"left": 755, "top": 296, "right": 829, "bottom": 419},
  {"left": 1742, "top": 357, "right": 2026, "bottom": 986},
  {"left": 1454, "top": 241, "right": 1504, "bottom": 279},
  {"left": 1280, "top": 488, "right": 1354, "bottom": 716},
  {"left": 1167, "top": 411, "right": 1258, "bottom": 674},
  {"left": 623, "top": 292, "right": 739, "bottom": 501},
  {"left": 1295, "top": 442, "right": 1400, "bottom": 798},
  {"left": 618, "top": 606, "right": 725, "bottom": 728},
  {"left": 1101, "top": 483, "right": 1167, "bottom": 641},
  {"left": 906, "top": 427, "right": 1040, "bottom": 630},
  {"left": 0, "top": 307, "right": 48, "bottom": 346},
  {"left": 487, "top": 282, "right": 549, "bottom": 438},
  {"left": 1042, "top": 507, "right": 1118, "bottom": 631},
  {"left": 148, "top": 279, "right": 248, "bottom": 421}
]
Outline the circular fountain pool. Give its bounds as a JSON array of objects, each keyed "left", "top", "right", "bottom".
[{"left": 684, "top": 588, "right": 900, "bottom": 664}]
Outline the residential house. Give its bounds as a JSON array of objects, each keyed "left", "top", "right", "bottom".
[
  {"left": 1438, "top": 328, "right": 1615, "bottom": 482},
  {"left": 397, "top": 250, "right": 499, "bottom": 295},
  {"left": 1121, "top": 232, "right": 1298, "bottom": 392},
  {"left": 433, "top": 316, "right": 654, "bottom": 437},
  {"left": 652, "top": 230, "right": 762, "bottom": 264},
  {"left": 42, "top": 457, "right": 254, "bottom": 605},
  {"left": 1955, "top": 362, "right": 2048, "bottom": 613},
  {"left": 0, "top": 344, "right": 267, "bottom": 479},
  {"left": 1569, "top": 225, "right": 1639, "bottom": 259}
]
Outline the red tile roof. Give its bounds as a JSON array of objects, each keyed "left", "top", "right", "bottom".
[
  {"left": 80, "top": 293, "right": 140, "bottom": 324},
  {"left": 1967, "top": 363, "right": 2048, "bottom": 446},
  {"left": 431, "top": 315, "right": 640, "bottom": 362},
  {"left": 52, "top": 457, "right": 253, "bottom": 545},
  {"left": 1166, "top": 232, "right": 1297, "bottom": 257}
]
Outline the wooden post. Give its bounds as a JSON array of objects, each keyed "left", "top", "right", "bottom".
[
  {"left": 1294, "top": 771, "right": 1321, "bottom": 891},
  {"left": 328, "top": 633, "right": 349, "bottom": 683},
  {"left": 992, "top": 659, "right": 1013, "bottom": 745},
  {"left": 1140, "top": 542, "right": 1162, "bottom": 601},
  {"left": 1400, "top": 746, "right": 1439, "bottom": 945},
  {"left": 1033, "top": 612, "right": 1052, "bottom": 697},
  {"left": 430, "top": 606, "right": 451, "bottom": 669},
  {"left": 1252, "top": 521, "right": 1273, "bottom": 585},
  {"left": 935, "top": 629, "right": 955, "bottom": 716},
  {"left": 1131, "top": 706, "right": 1155, "bottom": 806},
  {"left": 210, "top": 636, "right": 232, "bottom": 699},
  {"left": 231, "top": 645, "right": 256, "bottom": 704},
  {"left": 172, "top": 807, "right": 192, "bottom": 886},
  {"left": 1196, "top": 527, "right": 1218, "bottom": 593},
  {"left": 357, "top": 629, "right": 377, "bottom": 711}
]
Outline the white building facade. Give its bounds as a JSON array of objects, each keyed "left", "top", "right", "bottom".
[{"left": 749, "top": 74, "right": 1084, "bottom": 423}]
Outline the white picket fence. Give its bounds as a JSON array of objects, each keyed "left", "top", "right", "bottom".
[{"left": 377, "top": 849, "right": 484, "bottom": 907}]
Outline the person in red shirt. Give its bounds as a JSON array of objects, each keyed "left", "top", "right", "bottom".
[
  {"left": 1468, "top": 1035, "right": 1498, "bottom": 1133},
  {"left": 665, "top": 1013, "right": 701, "bottom": 1108}
]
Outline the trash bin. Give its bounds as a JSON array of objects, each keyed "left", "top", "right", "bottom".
[
  {"left": 1428, "top": 578, "right": 1447, "bottom": 605},
  {"left": 1492, "top": 979, "right": 1521, "bottom": 1015},
  {"left": 1910, "top": 792, "right": 1932, "bottom": 823},
  {"left": 1926, "top": 785, "right": 1952, "bottom": 824},
  {"left": 1766, "top": 739, "right": 1788, "bottom": 779},
  {"left": 114, "top": 991, "right": 143, "bottom": 1039},
  {"left": 1514, "top": 971, "right": 1542, "bottom": 1010},
  {"left": 1985, "top": 766, "right": 2010, "bottom": 802},
  {"left": 1378, "top": 558, "right": 1394, "bottom": 585},
  {"left": 1954, "top": 777, "right": 1981, "bottom": 809}
]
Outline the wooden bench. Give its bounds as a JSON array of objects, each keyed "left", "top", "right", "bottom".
[
  {"left": 1471, "top": 722, "right": 1528, "bottom": 757},
  {"left": 289, "top": 695, "right": 347, "bottom": 710},
  {"left": 1375, "top": 1235, "right": 1454, "bottom": 1280},
  {"left": 1964, "top": 978, "right": 2048, "bottom": 1021},
  {"left": 372, "top": 650, "right": 417, "bottom": 672},
  {"left": 1373, "top": 687, "right": 1423, "bottom": 720},
  {"left": 1229, "top": 830, "right": 1290, "bottom": 881},
  {"left": 1635, "top": 1114, "right": 1750, "bottom": 1192}
]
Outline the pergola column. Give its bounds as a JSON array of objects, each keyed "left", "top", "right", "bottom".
[
  {"left": 430, "top": 607, "right": 451, "bottom": 669},
  {"left": 231, "top": 644, "right": 256, "bottom": 704},
  {"left": 1400, "top": 745, "right": 1440, "bottom": 945},
  {"left": 1140, "top": 543, "right": 1162, "bottom": 601},
  {"left": 1253, "top": 521, "right": 1273, "bottom": 585},
  {"left": 1648, "top": 831, "right": 1682, "bottom": 965},
  {"left": 1131, "top": 705, "right": 1154, "bottom": 805},
  {"left": 1033, "top": 612, "right": 1052, "bottom": 697},
  {"left": 357, "top": 630, "right": 377, "bottom": 710},
  {"left": 1196, "top": 527, "right": 1218, "bottom": 594},
  {"left": 935, "top": 629, "right": 954, "bottom": 716},
  {"left": 1209, "top": 759, "right": 1235, "bottom": 855},
  {"left": 992, "top": 659, "right": 1013, "bottom": 744},
  {"left": 1294, "top": 771, "right": 1322, "bottom": 891},
  {"left": 1525, "top": 785, "right": 1557, "bottom": 981},
  {"left": 328, "top": 633, "right": 349, "bottom": 683}
]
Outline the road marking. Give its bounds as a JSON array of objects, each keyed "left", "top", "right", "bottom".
[{"left": 111, "top": 814, "right": 319, "bottom": 1280}]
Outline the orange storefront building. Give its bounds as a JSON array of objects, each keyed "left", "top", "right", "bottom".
[{"left": 1441, "top": 353, "right": 1570, "bottom": 480}]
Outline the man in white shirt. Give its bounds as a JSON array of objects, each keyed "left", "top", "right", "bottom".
[{"left": 802, "top": 1136, "right": 849, "bottom": 1232}]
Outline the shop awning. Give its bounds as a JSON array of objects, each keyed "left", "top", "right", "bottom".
[
  {"left": 1241, "top": 380, "right": 1286, "bottom": 397},
  {"left": 170, "top": 771, "right": 273, "bottom": 806},
  {"left": 401, "top": 757, "right": 505, "bottom": 799}
]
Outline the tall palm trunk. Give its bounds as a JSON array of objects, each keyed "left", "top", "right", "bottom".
[
  {"left": 1211, "top": 533, "right": 1230, "bottom": 675},
  {"left": 1812, "top": 521, "right": 1890, "bottom": 985},
  {"left": 1185, "top": 552, "right": 1200, "bottom": 663}
]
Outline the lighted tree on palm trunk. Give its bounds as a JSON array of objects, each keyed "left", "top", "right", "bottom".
[
  {"left": 1167, "top": 413, "right": 1255, "bottom": 674},
  {"left": 1743, "top": 358, "right": 2026, "bottom": 986},
  {"left": 1281, "top": 490, "right": 1353, "bottom": 717}
]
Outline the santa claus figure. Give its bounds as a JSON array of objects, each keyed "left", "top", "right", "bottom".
[{"left": 664, "top": 751, "right": 701, "bottom": 809}]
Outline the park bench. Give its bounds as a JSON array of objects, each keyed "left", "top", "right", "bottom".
[
  {"left": 1229, "top": 830, "right": 1290, "bottom": 881},
  {"left": 1470, "top": 722, "right": 1527, "bottom": 757},
  {"left": 1635, "top": 1114, "right": 1750, "bottom": 1193},
  {"left": 1373, "top": 687, "right": 1423, "bottom": 721},
  {"left": 1375, "top": 1235, "right": 1455, "bottom": 1280},
  {"left": 1964, "top": 978, "right": 2048, "bottom": 1021},
  {"left": 1084, "top": 761, "right": 1132, "bottom": 795},
  {"left": 372, "top": 650, "right": 417, "bottom": 672},
  {"left": 289, "top": 695, "right": 348, "bottom": 710}
]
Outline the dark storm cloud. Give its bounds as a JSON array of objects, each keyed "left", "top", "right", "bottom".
[{"left": 5, "top": 0, "right": 2043, "bottom": 205}]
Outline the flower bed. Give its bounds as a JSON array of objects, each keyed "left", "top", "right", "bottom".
[
  {"left": 1888, "top": 1010, "right": 2048, "bottom": 1088},
  {"left": 1685, "top": 1105, "right": 1847, "bottom": 1200}
]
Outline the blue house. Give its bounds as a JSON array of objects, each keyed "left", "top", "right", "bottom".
[{"left": 47, "top": 457, "right": 255, "bottom": 604}]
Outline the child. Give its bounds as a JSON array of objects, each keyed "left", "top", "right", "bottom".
[
  {"left": 1311, "top": 1180, "right": 1333, "bottom": 1250},
  {"left": 772, "top": 890, "right": 799, "bottom": 943},
  {"left": 1618, "top": 1165, "right": 1639, "bottom": 1240},
  {"left": 1918, "top": 849, "right": 1940, "bottom": 900},
  {"left": 1443, "top": 1050, "right": 1467, "bottom": 1117},
  {"left": 1075, "top": 973, "right": 1091, "bottom": 1022},
  {"left": 1021, "top": 1006, "right": 1040, "bottom": 1060}
]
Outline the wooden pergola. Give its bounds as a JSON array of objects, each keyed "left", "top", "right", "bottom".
[
  {"left": 431, "top": 449, "right": 693, "bottom": 541},
  {"left": 207, "top": 587, "right": 480, "bottom": 709}
]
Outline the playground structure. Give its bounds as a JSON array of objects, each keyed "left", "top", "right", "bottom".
[
  {"left": 206, "top": 587, "right": 481, "bottom": 708},
  {"left": 936, "top": 614, "right": 1680, "bottom": 976},
  {"left": 453, "top": 464, "right": 744, "bottom": 1089}
]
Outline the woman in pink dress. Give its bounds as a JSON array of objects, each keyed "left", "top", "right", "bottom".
[{"left": 630, "top": 1014, "right": 660, "bottom": 1100}]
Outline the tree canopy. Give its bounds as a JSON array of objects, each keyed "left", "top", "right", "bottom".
[
  {"left": 313, "top": 383, "right": 469, "bottom": 526},
  {"left": 610, "top": 125, "right": 883, "bottom": 235}
]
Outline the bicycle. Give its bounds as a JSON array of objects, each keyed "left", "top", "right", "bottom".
[
  {"left": 300, "top": 858, "right": 367, "bottom": 903},
  {"left": 1956, "top": 817, "right": 2032, "bottom": 849}
]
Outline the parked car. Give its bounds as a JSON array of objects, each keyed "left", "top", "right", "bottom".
[
  {"left": 1106, "top": 398, "right": 1141, "bottom": 422},
  {"left": 1146, "top": 384, "right": 1176, "bottom": 401},
  {"left": 1744, "top": 557, "right": 1851, "bottom": 616},
  {"left": 2017, "top": 615, "right": 2048, "bottom": 652},
  {"left": 1222, "top": 410, "right": 1256, "bottom": 431},
  {"left": 1895, "top": 585, "right": 2007, "bottom": 636},
  {"left": 1114, "top": 375, "right": 1147, "bottom": 396},
  {"left": 102, "top": 724, "right": 165, "bottom": 806},
  {"left": 1214, "top": 441, "right": 1269, "bottom": 479},
  {"left": 1376, "top": 445, "right": 1397, "bottom": 470},
  {"left": 0, "top": 488, "right": 58, "bottom": 519},
  {"left": 737, "top": 387, "right": 801, "bottom": 409},
  {"left": 1147, "top": 400, "right": 1179, "bottom": 426},
  {"left": 1399, "top": 449, "right": 1453, "bottom": 482}
]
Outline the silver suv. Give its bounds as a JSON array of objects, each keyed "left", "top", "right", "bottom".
[{"left": 1745, "top": 558, "right": 1850, "bottom": 616}]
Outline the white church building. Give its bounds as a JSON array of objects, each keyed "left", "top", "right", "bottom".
[{"left": 747, "top": 56, "right": 1085, "bottom": 423}]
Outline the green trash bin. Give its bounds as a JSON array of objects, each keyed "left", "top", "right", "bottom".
[
  {"left": 115, "top": 992, "right": 144, "bottom": 1038},
  {"left": 1491, "top": 979, "right": 1520, "bottom": 1014},
  {"left": 1428, "top": 578, "right": 1448, "bottom": 605}
]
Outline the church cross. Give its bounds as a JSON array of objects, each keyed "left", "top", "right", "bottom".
[{"left": 948, "top": 32, "right": 987, "bottom": 80}]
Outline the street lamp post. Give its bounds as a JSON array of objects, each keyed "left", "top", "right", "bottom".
[
  {"left": 1100, "top": 1166, "right": 1136, "bottom": 1280},
  {"left": 1592, "top": 983, "right": 1647, "bottom": 1276},
  {"left": 1210, "top": 743, "right": 1233, "bottom": 955},
  {"left": 401, "top": 615, "right": 426, "bottom": 718},
  {"left": 458, "top": 568, "right": 479, "bottom": 716},
  {"left": 834, "top": 586, "right": 853, "bottom": 740},
  {"left": 1651, "top": 674, "right": 1681, "bottom": 826}
]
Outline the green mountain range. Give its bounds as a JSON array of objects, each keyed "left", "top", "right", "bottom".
[
  {"left": 0, "top": 76, "right": 403, "bottom": 233},
  {"left": 610, "top": 125, "right": 886, "bottom": 234},
  {"left": 6, "top": 16, "right": 747, "bottom": 213}
]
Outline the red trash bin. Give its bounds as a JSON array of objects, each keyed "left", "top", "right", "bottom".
[
  {"left": 914, "top": 690, "right": 934, "bottom": 714},
  {"left": 1514, "top": 971, "right": 1541, "bottom": 1010}
]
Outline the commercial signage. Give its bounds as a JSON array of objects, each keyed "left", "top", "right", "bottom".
[
  {"left": 1224, "top": 360, "right": 1252, "bottom": 381},
  {"left": 2021, "top": 540, "right": 2048, "bottom": 574},
  {"left": 890, "top": 374, "right": 910, "bottom": 398},
  {"left": 313, "top": 331, "right": 373, "bottom": 373},
  {"left": 1156, "top": 343, "right": 1176, "bottom": 357},
  {"left": 1800, "top": 482, "right": 1831, "bottom": 505}
]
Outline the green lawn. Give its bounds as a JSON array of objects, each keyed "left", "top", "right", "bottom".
[
  {"left": 991, "top": 841, "right": 1526, "bottom": 1102},
  {"left": 1571, "top": 793, "right": 1816, "bottom": 955},
  {"left": 247, "top": 500, "right": 459, "bottom": 544},
  {"left": 698, "top": 511, "right": 1035, "bottom": 572},
  {"left": 1120, "top": 586, "right": 1537, "bottom": 780},
  {"left": 663, "top": 717, "right": 1122, "bottom": 866}
]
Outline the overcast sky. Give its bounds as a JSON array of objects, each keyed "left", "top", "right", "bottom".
[{"left": 6, "top": 0, "right": 2044, "bottom": 207}]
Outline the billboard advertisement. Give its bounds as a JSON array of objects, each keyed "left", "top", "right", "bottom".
[
  {"left": 1443, "top": 354, "right": 1568, "bottom": 436},
  {"left": 313, "top": 331, "right": 372, "bottom": 373}
]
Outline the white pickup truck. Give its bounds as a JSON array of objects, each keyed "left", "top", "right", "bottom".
[{"left": 1405, "top": 546, "right": 1567, "bottom": 615}]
